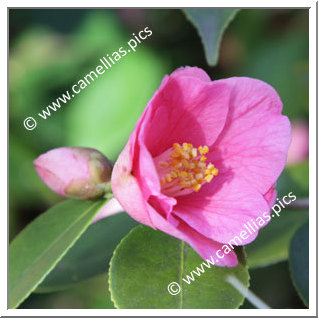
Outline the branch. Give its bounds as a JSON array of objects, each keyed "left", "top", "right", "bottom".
[{"left": 288, "top": 198, "right": 309, "bottom": 210}]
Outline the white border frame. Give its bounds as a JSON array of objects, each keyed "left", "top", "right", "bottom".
[{"left": 3, "top": 1, "right": 316, "bottom": 316}]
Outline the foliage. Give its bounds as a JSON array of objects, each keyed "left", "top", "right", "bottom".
[
  {"left": 183, "top": 9, "right": 239, "bottom": 66},
  {"left": 109, "top": 226, "right": 249, "bottom": 309},
  {"left": 289, "top": 222, "right": 309, "bottom": 307},
  {"left": 9, "top": 199, "right": 106, "bottom": 308}
]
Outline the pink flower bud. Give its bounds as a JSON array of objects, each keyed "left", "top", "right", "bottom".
[
  {"left": 34, "top": 147, "right": 112, "bottom": 200},
  {"left": 287, "top": 121, "right": 309, "bottom": 166}
]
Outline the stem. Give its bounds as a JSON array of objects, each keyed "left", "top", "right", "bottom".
[
  {"left": 97, "top": 181, "right": 112, "bottom": 194},
  {"left": 226, "top": 275, "right": 271, "bottom": 309},
  {"left": 288, "top": 198, "right": 309, "bottom": 210},
  {"left": 104, "top": 181, "right": 112, "bottom": 193}
]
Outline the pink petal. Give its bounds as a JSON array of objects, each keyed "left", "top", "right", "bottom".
[
  {"left": 111, "top": 136, "right": 154, "bottom": 228},
  {"left": 173, "top": 176, "right": 270, "bottom": 245},
  {"left": 170, "top": 66, "right": 211, "bottom": 82},
  {"left": 112, "top": 103, "right": 177, "bottom": 226},
  {"left": 92, "top": 198, "right": 124, "bottom": 223},
  {"left": 209, "top": 77, "right": 291, "bottom": 195},
  {"left": 264, "top": 186, "right": 277, "bottom": 207},
  {"left": 136, "top": 137, "right": 177, "bottom": 218},
  {"left": 147, "top": 205, "right": 238, "bottom": 267},
  {"left": 34, "top": 147, "right": 90, "bottom": 196},
  {"left": 139, "top": 72, "right": 230, "bottom": 157},
  {"left": 34, "top": 164, "right": 66, "bottom": 196}
]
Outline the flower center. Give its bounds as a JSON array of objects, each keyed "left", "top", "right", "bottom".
[{"left": 154, "top": 142, "right": 218, "bottom": 197}]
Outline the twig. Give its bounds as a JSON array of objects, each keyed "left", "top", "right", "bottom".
[{"left": 288, "top": 198, "right": 309, "bottom": 210}]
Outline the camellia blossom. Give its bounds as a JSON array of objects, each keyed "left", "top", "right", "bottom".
[
  {"left": 33, "top": 67, "right": 291, "bottom": 267},
  {"left": 111, "top": 67, "right": 291, "bottom": 267}
]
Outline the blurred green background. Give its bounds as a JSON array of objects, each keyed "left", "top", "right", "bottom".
[{"left": 9, "top": 9, "right": 309, "bottom": 309}]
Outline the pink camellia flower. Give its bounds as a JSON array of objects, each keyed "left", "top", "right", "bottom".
[
  {"left": 34, "top": 147, "right": 112, "bottom": 200},
  {"left": 111, "top": 67, "right": 291, "bottom": 267}
]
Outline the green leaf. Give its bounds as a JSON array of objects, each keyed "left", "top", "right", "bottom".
[
  {"left": 246, "top": 209, "right": 309, "bottom": 268},
  {"left": 289, "top": 222, "right": 309, "bottom": 307},
  {"left": 37, "top": 213, "right": 138, "bottom": 292},
  {"left": 277, "top": 162, "right": 309, "bottom": 199},
  {"left": 109, "top": 225, "right": 249, "bottom": 309},
  {"left": 20, "top": 274, "right": 115, "bottom": 309},
  {"left": 9, "top": 199, "right": 106, "bottom": 309},
  {"left": 183, "top": 9, "right": 239, "bottom": 66}
]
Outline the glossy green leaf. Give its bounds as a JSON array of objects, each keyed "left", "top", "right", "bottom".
[
  {"left": 183, "top": 9, "right": 239, "bottom": 66},
  {"left": 289, "top": 222, "right": 309, "bottom": 307},
  {"left": 109, "top": 225, "right": 249, "bottom": 309},
  {"left": 246, "top": 209, "right": 309, "bottom": 268},
  {"left": 20, "top": 274, "right": 115, "bottom": 309},
  {"left": 38, "top": 213, "right": 138, "bottom": 292},
  {"left": 9, "top": 199, "right": 106, "bottom": 309}
]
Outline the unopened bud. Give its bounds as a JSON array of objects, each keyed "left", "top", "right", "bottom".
[
  {"left": 34, "top": 147, "right": 112, "bottom": 200},
  {"left": 287, "top": 121, "right": 309, "bottom": 166}
]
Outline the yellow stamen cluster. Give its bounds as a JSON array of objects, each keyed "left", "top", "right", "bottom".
[{"left": 160, "top": 142, "right": 218, "bottom": 192}]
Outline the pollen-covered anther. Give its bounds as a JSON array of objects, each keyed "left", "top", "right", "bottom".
[{"left": 160, "top": 142, "right": 218, "bottom": 193}]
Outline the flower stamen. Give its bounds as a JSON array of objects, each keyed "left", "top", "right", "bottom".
[{"left": 159, "top": 142, "right": 218, "bottom": 194}]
